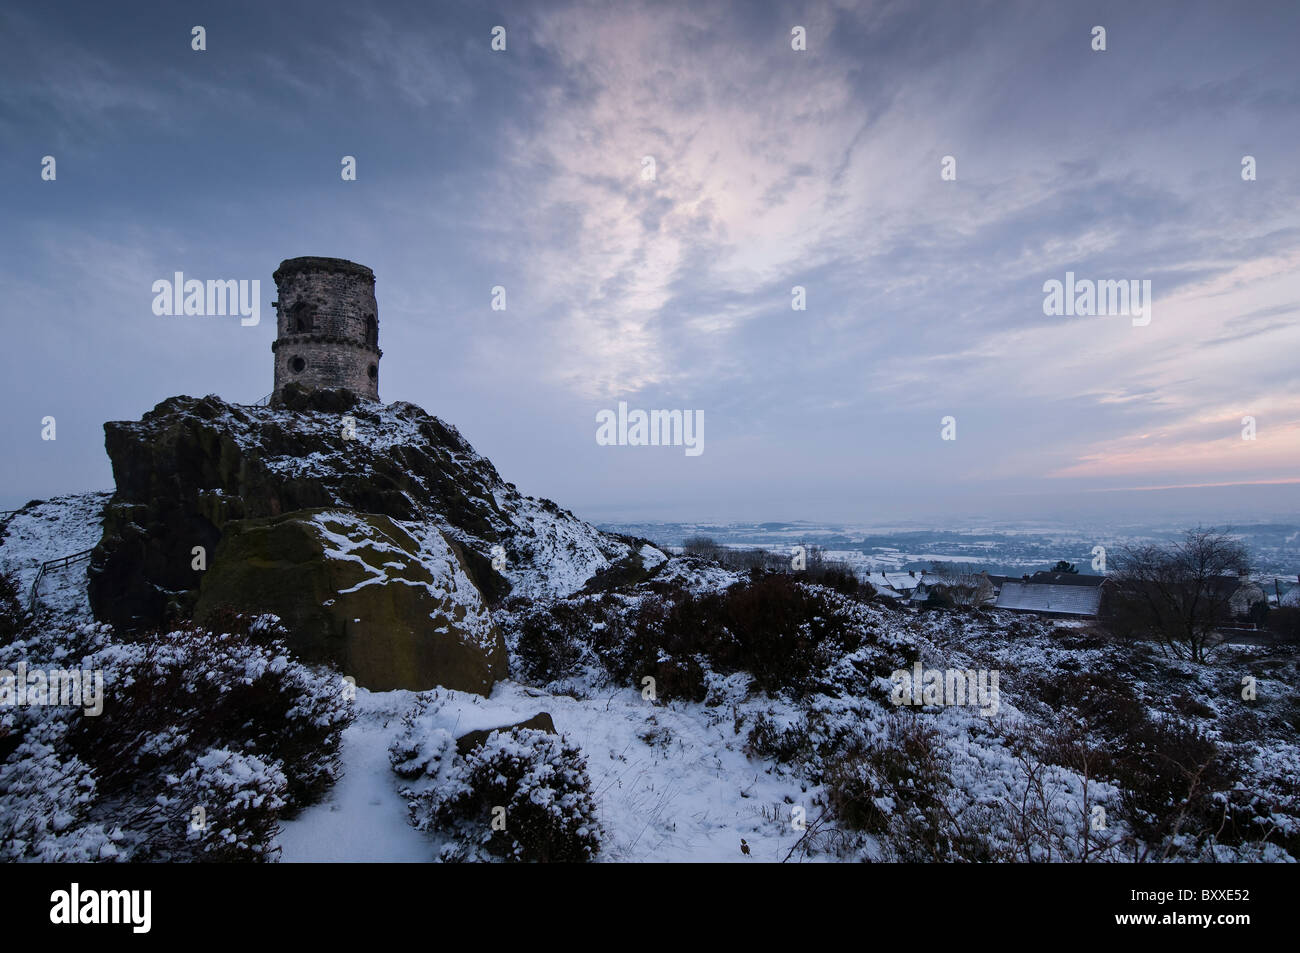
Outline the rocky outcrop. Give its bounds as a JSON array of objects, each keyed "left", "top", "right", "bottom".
[
  {"left": 455, "top": 712, "right": 556, "bottom": 754},
  {"left": 192, "top": 509, "right": 506, "bottom": 693},
  {"left": 88, "top": 387, "right": 635, "bottom": 630}
]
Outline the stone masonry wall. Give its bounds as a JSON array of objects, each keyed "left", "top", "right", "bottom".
[{"left": 272, "top": 257, "right": 380, "bottom": 400}]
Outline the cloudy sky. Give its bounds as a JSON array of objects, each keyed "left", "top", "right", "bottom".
[{"left": 2, "top": 0, "right": 1298, "bottom": 526}]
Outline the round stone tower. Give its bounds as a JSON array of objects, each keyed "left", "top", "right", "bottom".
[{"left": 271, "top": 256, "right": 381, "bottom": 401}]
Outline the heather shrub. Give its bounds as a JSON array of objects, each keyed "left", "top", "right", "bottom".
[
  {"left": 0, "top": 614, "right": 351, "bottom": 861},
  {"left": 823, "top": 715, "right": 971, "bottom": 861},
  {"left": 445, "top": 728, "right": 601, "bottom": 862},
  {"left": 154, "top": 748, "right": 288, "bottom": 861},
  {"left": 0, "top": 716, "right": 116, "bottom": 861},
  {"left": 0, "top": 569, "right": 28, "bottom": 648},
  {"left": 1031, "top": 670, "right": 1147, "bottom": 740},
  {"left": 511, "top": 600, "right": 605, "bottom": 684},
  {"left": 1267, "top": 607, "right": 1300, "bottom": 641},
  {"left": 504, "top": 571, "right": 894, "bottom": 703},
  {"left": 603, "top": 574, "right": 870, "bottom": 700},
  {"left": 824, "top": 716, "right": 941, "bottom": 833},
  {"left": 392, "top": 700, "right": 601, "bottom": 863},
  {"left": 744, "top": 711, "right": 811, "bottom": 765},
  {"left": 1112, "top": 716, "right": 1226, "bottom": 847}
]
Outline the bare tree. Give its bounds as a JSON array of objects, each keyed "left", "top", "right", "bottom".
[
  {"left": 927, "top": 561, "right": 993, "bottom": 608},
  {"left": 681, "top": 535, "right": 722, "bottom": 556},
  {"left": 1102, "top": 529, "right": 1249, "bottom": 663}
]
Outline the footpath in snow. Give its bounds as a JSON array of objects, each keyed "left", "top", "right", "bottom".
[
  {"left": 277, "top": 689, "right": 436, "bottom": 863},
  {"left": 277, "top": 680, "right": 814, "bottom": 863}
]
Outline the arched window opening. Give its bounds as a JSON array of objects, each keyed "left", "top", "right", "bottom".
[{"left": 290, "top": 302, "right": 315, "bottom": 334}]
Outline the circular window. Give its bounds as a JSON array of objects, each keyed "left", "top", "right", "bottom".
[
  {"left": 368, "top": 364, "right": 378, "bottom": 381},
  {"left": 290, "top": 356, "right": 306, "bottom": 373}
]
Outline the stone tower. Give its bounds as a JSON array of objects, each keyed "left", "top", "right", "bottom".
[{"left": 271, "top": 256, "right": 381, "bottom": 401}]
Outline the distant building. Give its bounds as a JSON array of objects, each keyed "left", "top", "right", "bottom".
[
  {"left": 873, "top": 571, "right": 923, "bottom": 593},
  {"left": 994, "top": 580, "right": 1105, "bottom": 617},
  {"left": 989, "top": 573, "right": 1109, "bottom": 617},
  {"left": 983, "top": 574, "right": 1020, "bottom": 590},
  {"left": 1222, "top": 574, "right": 1266, "bottom": 617},
  {"left": 911, "top": 570, "right": 996, "bottom": 607}
]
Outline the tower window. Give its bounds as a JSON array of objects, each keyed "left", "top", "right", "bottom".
[
  {"left": 290, "top": 302, "right": 315, "bottom": 333},
  {"left": 368, "top": 364, "right": 378, "bottom": 381},
  {"left": 364, "top": 315, "right": 377, "bottom": 346},
  {"left": 290, "top": 356, "right": 306, "bottom": 373}
]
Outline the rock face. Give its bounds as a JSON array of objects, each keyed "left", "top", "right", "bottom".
[
  {"left": 88, "top": 387, "right": 634, "bottom": 630},
  {"left": 192, "top": 509, "right": 505, "bottom": 693}
]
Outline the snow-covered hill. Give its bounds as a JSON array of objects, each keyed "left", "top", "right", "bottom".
[
  {"left": 5, "top": 495, "right": 1297, "bottom": 863},
  {"left": 0, "top": 493, "right": 108, "bottom": 626}
]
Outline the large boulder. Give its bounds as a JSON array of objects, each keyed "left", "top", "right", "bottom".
[
  {"left": 455, "top": 713, "right": 556, "bottom": 754},
  {"left": 88, "top": 389, "right": 637, "bottom": 630},
  {"left": 193, "top": 508, "right": 506, "bottom": 694}
]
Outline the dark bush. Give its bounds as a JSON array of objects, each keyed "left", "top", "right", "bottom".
[
  {"left": 450, "top": 728, "right": 601, "bottom": 862},
  {"left": 822, "top": 716, "right": 983, "bottom": 860},
  {"left": 0, "top": 614, "right": 352, "bottom": 862},
  {"left": 512, "top": 601, "right": 600, "bottom": 684},
  {"left": 744, "top": 712, "right": 811, "bottom": 765},
  {"left": 1171, "top": 693, "right": 1215, "bottom": 719},
  {"left": 1112, "top": 717, "right": 1228, "bottom": 847},
  {"left": 1267, "top": 607, "right": 1300, "bottom": 642},
  {"left": 1031, "top": 670, "right": 1148, "bottom": 741},
  {"left": 612, "top": 574, "right": 868, "bottom": 699},
  {"left": 64, "top": 616, "right": 349, "bottom": 810},
  {"left": 925, "top": 588, "right": 956, "bottom": 609},
  {"left": 803, "top": 563, "right": 867, "bottom": 598},
  {"left": 0, "top": 569, "right": 28, "bottom": 647},
  {"left": 508, "top": 572, "right": 884, "bottom": 701},
  {"left": 393, "top": 710, "right": 602, "bottom": 863}
]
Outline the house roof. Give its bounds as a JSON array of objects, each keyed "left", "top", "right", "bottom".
[
  {"left": 875, "top": 571, "right": 921, "bottom": 590},
  {"left": 995, "top": 582, "right": 1103, "bottom": 616},
  {"left": 1282, "top": 587, "right": 1300, "bottom": 608}
]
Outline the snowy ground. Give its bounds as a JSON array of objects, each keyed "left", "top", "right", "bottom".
[
  {"left": 8, "top": 492, "right": 1297, "bottom": 863},
  {"left": 278, "top": 689, "right": 437, "bottom": 863},
  {"left": 0, "top": 493, "right": 108, "bottom": 625},
  {"left": 278, "top": 679, "right": 813, "bottom": 863}
]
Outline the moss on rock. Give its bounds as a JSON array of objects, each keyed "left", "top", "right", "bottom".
[{"left": 194, "top": 509, "right": 506, "bottom": 694}]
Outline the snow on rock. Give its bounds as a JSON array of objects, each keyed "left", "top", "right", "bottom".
[
  {"left": 643, "top": 555, "right": 743, "bottom": 595},
  {"left": 638, "top": 544, "right": 668, "bottom": 570},
  {"left": 310, "top": 511, "right": 497, "bottom": 651},
  {"left": 91, "top": 392, "right": 633, "bottom": 630}
]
